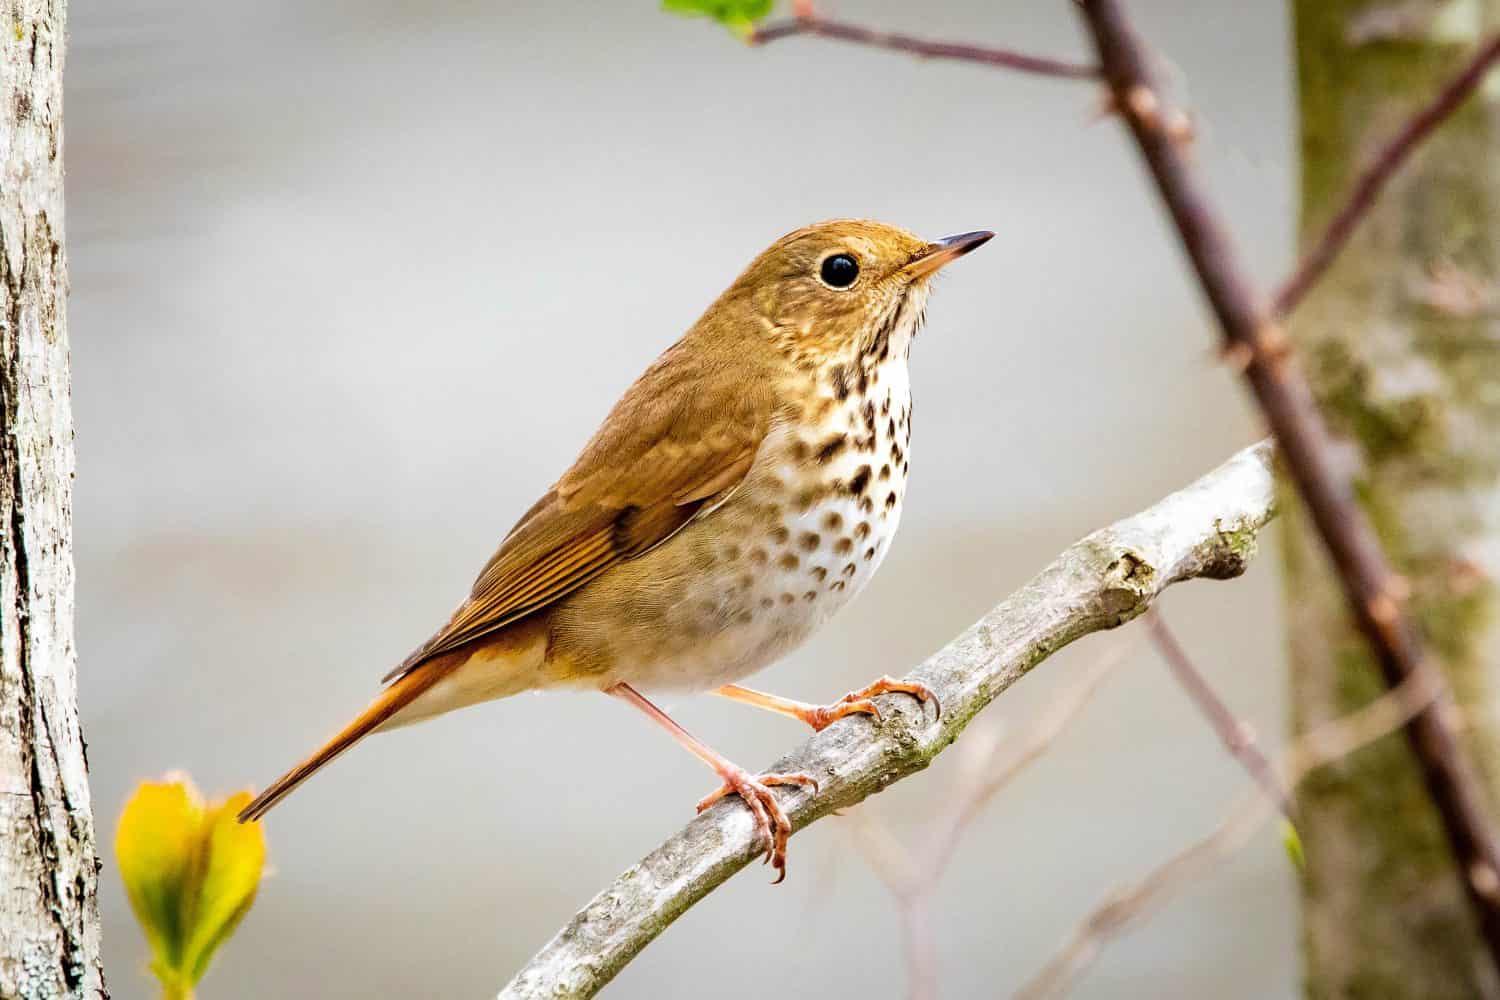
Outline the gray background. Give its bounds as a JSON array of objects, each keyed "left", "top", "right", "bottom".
[{"left": 70, "top": 2, "right": 1294, "bottom": 997}]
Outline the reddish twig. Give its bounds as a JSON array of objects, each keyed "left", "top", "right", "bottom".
[
  {"left": 1078, "top": 0, "right": 1500, "bottom": 969},
  {"left": 921, "top": 644, "right": 1131, "bottom": 877},
  {"left": 1273, "top": 34, "right": 1500, "bottom": 317},
  {"left": 846, "top": 643, "right": 1130, "bottom": 1000},
  {"left": 1018, "top": 660, "right": 1442, "bottom": 1000},
  {"left": 1145, "top": 609, "right": 1294, "bottom": 821},
  {"left": 843, "top": 811, "right": 939, "bottom": 1000},
  {"left": 752, "top": 13, "right": 1099, "bottom": 80}
]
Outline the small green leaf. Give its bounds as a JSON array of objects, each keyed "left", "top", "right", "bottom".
[
  {"left": 1281, "top": 818, "right": 1305, "bottom": 871},
  {"left": 662, "top": 0, "right": 775, "bottom": 38}
]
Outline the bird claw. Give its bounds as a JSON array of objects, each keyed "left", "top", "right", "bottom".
[
  {"left": 687, "top": 676, "right": 937, "bottom": 881},
  {"left": 696, "top": 768, "right": 818, "bottom": 881},
  {"left": 803, "top": 697, "right": 881, "bottom": 731},
  {"left": 807, "top": 676, "right": 940, "bottom": 730}
]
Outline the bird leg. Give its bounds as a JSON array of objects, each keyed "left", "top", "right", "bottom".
[
  {"left": 607, "top": 682, "right": 817, "bottom": 882},
  {"left": 713, "top": 675, "right": 941, "bottom": 732}
]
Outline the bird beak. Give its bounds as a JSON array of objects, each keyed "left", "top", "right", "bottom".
[{"left": 901, "top": 230, "right": 995, "bottom": 279}]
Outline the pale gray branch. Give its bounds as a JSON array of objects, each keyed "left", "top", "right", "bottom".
[{"left": 499, "top": 440, "right": 1277, "bottom": 1000}]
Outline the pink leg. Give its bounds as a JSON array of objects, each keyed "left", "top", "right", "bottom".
[
  {"left": 714, "top": 676, "right": 941, "bottom": 731},
  {"left": 608, "top": 682, "right": 817, "bottom": 882}
]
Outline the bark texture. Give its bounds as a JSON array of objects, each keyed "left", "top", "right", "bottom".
[
  {"left": 1288, "top": 3, "right": 1500, "bottom": 996},
  {"left": 0, "top": 1, "right": 103, "bottom": 997}
]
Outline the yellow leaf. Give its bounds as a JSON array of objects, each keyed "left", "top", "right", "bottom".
[
  {"left": 181, "top": 792, "right": 266, "bottom": 984},
  {"left": 115, "top": 777, "right": 266, "bottom": 996},
  {"left": 116, "top": 779, "right": 203, "bottom": 972}
]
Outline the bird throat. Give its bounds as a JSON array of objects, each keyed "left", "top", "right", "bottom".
[{"left": 736, "top": 285, "right": 926, "bottom": 640}]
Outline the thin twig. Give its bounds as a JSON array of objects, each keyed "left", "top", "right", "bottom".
[
  {"left": 843, "top": 641, "right": 1131, "bottom": 1000},
  {"left": 1077, "top": 0, "right": 1500, "bottom": 968},
  {"left": 844, "top": 810, "right": 937, "bottom": 1000},
  {"left": 845, "top": 807, "right": 922, "bottom": 899},
  {"left": 498, "top": 442, "right": 1277, "bottom": 999},
  {"left": 1017, "top": 658, "right": 1444, "bottom": 1000},
  {"left": 751, "top": 12, "right": 1099, "bottom": 80},
  {"left": 923, "top": 643, "right": 1132, "bottom": 879},
  {"left": 1145, "top": 608, "right": 1294, "bottom": 821},
  {"left": 1273, "top": 35, "right": 1500, "bottom": 317}
]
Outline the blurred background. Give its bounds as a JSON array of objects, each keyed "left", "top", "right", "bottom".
[{"left": 69, "top": 1, "right": 1293, "bottom": 996}]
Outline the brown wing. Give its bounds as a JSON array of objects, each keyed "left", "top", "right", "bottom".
[{"left": 383, "top": 338, "right": 774, "bottom": 683}]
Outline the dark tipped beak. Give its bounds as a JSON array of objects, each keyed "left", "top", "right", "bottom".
[{"left": 901, "top": 230, "right": 994, "bottom": 279}]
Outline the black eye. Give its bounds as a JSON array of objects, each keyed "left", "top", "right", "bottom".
[{"left": 820, "top": 253, "right": 859, "bottom": 288}]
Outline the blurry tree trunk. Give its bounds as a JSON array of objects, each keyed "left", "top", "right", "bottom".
[
  {"left": 0, "top": 1, "right": 104, "bottom": 996},
  {"left": 1287, "top": 2, "right": 1500, "bottom": 996}
]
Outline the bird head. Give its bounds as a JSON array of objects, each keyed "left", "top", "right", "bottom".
[{"left": 718, "top": 219, "right": 993, "bottom": 367}]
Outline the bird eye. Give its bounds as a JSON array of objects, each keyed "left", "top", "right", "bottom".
[{"left": 819, "top": 253, "right": 859, "bottom": 289}]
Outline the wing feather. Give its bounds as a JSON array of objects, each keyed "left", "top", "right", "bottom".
[{"left": 383, "top": 338, "right": 776, "bottom": 684}]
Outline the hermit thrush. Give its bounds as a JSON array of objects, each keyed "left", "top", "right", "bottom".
[{"left": 239, "top": 220, "right": 992, "bottom": 879}]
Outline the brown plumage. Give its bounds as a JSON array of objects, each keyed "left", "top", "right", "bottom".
[
  {"left": 383, "top": 333, "right": 777, "bottom": 684},
  {"left": 238, "top": 220, "right": 992, "bottom": 877},
  {"left": 238, "top": 654, "right": 455, "bottom": 823}
]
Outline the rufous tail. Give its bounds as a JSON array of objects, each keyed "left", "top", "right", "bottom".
[{"left": 237, "top": 659, "right": 457, "bottom": 823}]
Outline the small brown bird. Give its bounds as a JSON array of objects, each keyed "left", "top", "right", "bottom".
[{"left": 239, "top": 220, "right": 991, "bottom": 878}]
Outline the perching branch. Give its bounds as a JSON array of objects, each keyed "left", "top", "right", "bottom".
[
  {"left": 498, "top": 440, "right": 1276, "bottom": 999},
  {"left": 1017, "top": 654, "right": 1444, "bottom": 1000},
  {"left": 1145, "top": 609, "right": 1292, "bottom": 821},
  {"left": 1077, "top": 0, "right": 1500, "bottom": 968},
  {"left": 1272, "top": 34, "right": 1500, "bottom": 317},
  {"left": 751, "top": 10, "right": 1099, "bottom": 80}
]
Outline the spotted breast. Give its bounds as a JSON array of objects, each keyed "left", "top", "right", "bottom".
[{"left": 552, "top": 293, "right": 924, "bottom": 694}]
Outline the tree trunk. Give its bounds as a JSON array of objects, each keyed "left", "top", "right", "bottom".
[
  {"left": 1287, "top": 2, "right": 1500, "bottom": 996},
  {"left": 0, "top": 1, "right": 103, "bottom": 996}
]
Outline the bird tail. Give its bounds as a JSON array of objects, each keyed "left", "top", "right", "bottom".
[{"left": 237, "top": 657, "right": 459, "bottom": 824}]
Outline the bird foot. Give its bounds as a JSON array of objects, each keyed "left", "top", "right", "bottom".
[
  {"left": 696, "top": 767, "right": 818, "bottom": 882},
  {"left": 799, "top": 696, "right": 881, "bottom": 732},
  {"left": 801, "top": 675, "right": 941, "bottom": 731}
]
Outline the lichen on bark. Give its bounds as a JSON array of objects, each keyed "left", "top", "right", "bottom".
[
  {"left": 1287, "top": 2, "right": 1500, "bottom": 996},
  {"left": 0, "top": 1, "right": 103, "bottom": 996}
]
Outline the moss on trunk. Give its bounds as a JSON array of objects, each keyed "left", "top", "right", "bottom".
[{"left": 1287, "top": 1, "right": 1500, "bottom": 996}]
